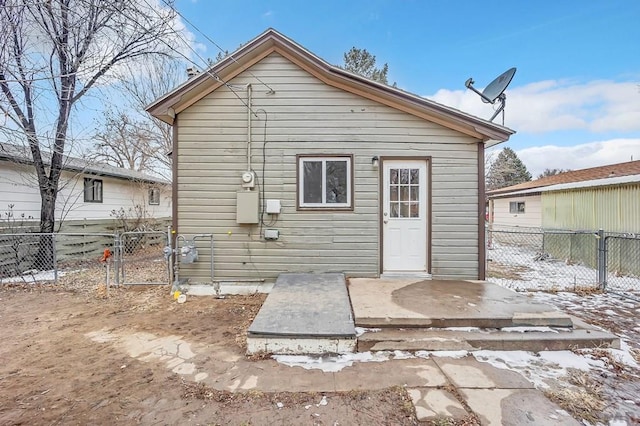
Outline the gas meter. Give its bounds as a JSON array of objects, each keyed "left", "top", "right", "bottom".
[{"left": 180, "top": 240, "right": 198, "bottom": 264}]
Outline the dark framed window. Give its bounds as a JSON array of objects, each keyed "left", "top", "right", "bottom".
[
  {"left": 83, "top": 178, "right": 103, "bottom": 203},
  {"left": 149, "top": 188, "right": 160, "bottom": 205},
  {"left": 509, "top": 201, "right": 525, "bottom": 214},
  {"left": 297, "top": 155, "right": 352, "bottom": 209}
]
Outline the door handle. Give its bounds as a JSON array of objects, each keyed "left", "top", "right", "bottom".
[{"left": 383, "top": 219, "right": 388, "bottom": 224}]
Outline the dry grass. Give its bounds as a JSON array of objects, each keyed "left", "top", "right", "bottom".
[
  {"left": 572, "top": 285, "right": 604, "bottom": 297},
  {"left": 572, "top": 346, "right": 628, "bottom": 376},
  {"left": 544, "top": 370, "right": 605, "bottom": 424},
  {"left": 539, "top": 284, "right": 603, "bottom": 296},
  {"left": 181, "top": 381, "right": 420, "bottom": 424},
  {"left": 425, "top": 384, "right": 480, "bottom": 426},
  {"left": 426, "top": 416, "right": 480, "bottom": 426},
  {"left": 486, "top": 261, "right": 531, "bottom": 280}
]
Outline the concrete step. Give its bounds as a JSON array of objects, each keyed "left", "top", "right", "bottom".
[
  {"left": 355, "top": 310, "right": 574, "bottom": 329},
  {"left": 247, "top": 334, "right": 356, "bottom": 355},
  {"left": 357, "top": 326, "right": 620, "bottom": 352}
]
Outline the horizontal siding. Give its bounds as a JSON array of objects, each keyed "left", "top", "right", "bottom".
[
  {"left": 0, "top": 162, "right": 171, "bottom": 222},
  {"left": 491, "top": 195, "right": 542, "bottom": 228},
  {"left": 177, "top": 52, "right": 481, "bottom": 281},
  {"left": 542, "top": 185, "right": 640, "bottom": 232}
]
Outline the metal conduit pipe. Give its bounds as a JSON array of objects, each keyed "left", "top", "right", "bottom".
[{"left": 247, "top": 84, "right": 252, "bottom": 171}]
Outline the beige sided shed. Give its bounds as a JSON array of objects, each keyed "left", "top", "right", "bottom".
[{"left": 147, "top": 28, "right": 513, "bottom": 284}]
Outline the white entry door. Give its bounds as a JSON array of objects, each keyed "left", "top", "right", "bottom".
[{"left": 382, "top": 159, "right": 428, "bottom": 273}]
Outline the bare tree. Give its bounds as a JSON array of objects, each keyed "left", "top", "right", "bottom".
[
  {"left": 0, "top": 0, "right": 181, "bottom": 244},
  {"left": 92, "top": 109, "right": 158, "bottom": 171},
  {"left": 92, "top": 56, "right": 185, "bottom": 180},
  {"left": 537, "top": 168, "right": 571, "bottom": 179}
]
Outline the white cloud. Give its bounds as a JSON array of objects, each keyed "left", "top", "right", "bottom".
[
  {"left": 490, "top": 139, "right": 640, "bottom": 178},
  {"left": 429, "top": 80, "right": 640, "bottom": 134}
]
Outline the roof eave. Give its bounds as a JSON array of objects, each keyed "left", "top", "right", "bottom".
[{"left": 146, "top": 29, "right": 515, "bottom": 142}]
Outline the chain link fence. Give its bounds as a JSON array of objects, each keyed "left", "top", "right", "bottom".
[
  {"left": 604, "top": 233, "right": 640, "bottom": 295},
  {"left": 0, "top": 231, "right": 170, "bottom": 290},
  {"left": 487, "top": 226, "right": 640, "bottom": 299}
]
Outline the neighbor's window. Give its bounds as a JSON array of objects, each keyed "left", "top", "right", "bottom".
[
  {"left": 84, "top": 178, "right": 103, "bottom": 203},
  {"left": 298, "top": 155, "right": 352, "bottom": 209},
  {"left": 149, "top": 188, "right": 160, "bottom": 205},
  {"left": 509, "top": 201, "right": 525, "bottom": 214}
]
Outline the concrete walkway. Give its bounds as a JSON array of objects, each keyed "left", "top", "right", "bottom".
[
  {"left": 99, "top": 325, "right": 579, "bottom": 424},
  {"left": 132, "top": 330, "right": 578, "bottom": 425},
  {"left": 206, "top": 355, "right": 579, "bottom": 425}
]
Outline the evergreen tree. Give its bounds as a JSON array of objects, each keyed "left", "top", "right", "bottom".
[
  {"left": 340, "top": 47, "right": 390, "bottom": 85},
  {"left": 486, "top": 147, "right": 532, "bottom": 190}
]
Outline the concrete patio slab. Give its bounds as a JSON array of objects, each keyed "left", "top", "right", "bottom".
[
  {"left": 349, "top": 278, "right": 572, "bottom": 328},
  {"left": 333, "top": 358, "right": 447, "bottom": 390},
  {"left": 433, "top": 356, "right": 534, "bottom": 389},
  {"left": 408, "top": 388, "right": 469, "bottom": 422},
  {"left": 460, "top": 388, "right": 580, "bottom": 425}
]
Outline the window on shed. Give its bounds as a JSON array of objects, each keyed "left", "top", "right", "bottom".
[
  {"left": 298, "top": 155, "right": 352, "bottom": 209},
  {"left": 149, "top": 188, "right": 160, "bottom": 205},
  {"left": 84, "top": 178, "right": 103, "bottom": 203},
  {"left": 509, "top": 201, "right": 525, "bottom": 214}
]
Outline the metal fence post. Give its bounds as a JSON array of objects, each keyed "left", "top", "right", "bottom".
[
  {"left": 53, "top": 233, "right": 58, "bottom": 283},
  {"left": 597, "top": 229, "right": 605, "bottom": 289},
  {"left": 113, "top": 233, "right": 120, "bottom": 287}
]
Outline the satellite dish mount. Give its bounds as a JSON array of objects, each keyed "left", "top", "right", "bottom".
[{"left": 465, "top": 67, "right": 516, "bottom": 125}]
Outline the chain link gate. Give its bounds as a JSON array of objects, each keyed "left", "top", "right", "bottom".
[{"left": 116, "top": 230, "right": 171, "bottom": 286}]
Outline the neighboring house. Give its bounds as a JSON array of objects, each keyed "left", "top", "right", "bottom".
[
  {"left": 147, "top": 28, "right": 513, "bottom": 282},
  {"left": 487, "top": 160, "right": 640, "bottom": 232},
  {"left": 0, "top": 143, "right": 171, "bottom": 225}
]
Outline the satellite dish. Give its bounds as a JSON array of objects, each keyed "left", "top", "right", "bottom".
[{"left": 465, "top": 67, "right": 516, "bottom": 124}]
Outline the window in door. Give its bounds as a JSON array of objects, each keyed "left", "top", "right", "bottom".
[{"left": 389, "top": 168, "right": 420, "bottom": 218}]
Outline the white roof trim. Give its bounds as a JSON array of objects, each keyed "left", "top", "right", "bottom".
[
  {"left": 494, "top": 174, "right": 640, "bottom": 197},
  {"left": 0, "top": 143, "right": 170, "bottom": 185}
]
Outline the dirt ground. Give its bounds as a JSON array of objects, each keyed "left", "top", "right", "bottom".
[{"left": 0, "top": 282, "right": 419, "bottom": 426}]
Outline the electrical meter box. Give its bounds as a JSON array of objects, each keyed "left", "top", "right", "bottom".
[{"left": 236, "top": 190, "right": 259, "bottom": 224}]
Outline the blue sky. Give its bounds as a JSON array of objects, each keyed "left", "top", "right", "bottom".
[{"left": 173, "top": 0, "right": 640, "bottom": 176}]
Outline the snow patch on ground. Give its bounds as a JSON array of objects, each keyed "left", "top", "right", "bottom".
[
  {"left": 273, "top": 351, "right": 397, "bottom": 372},
  {"left": 416, "top": 350, "right": 468, "bottom": 359},
  {"left": 442, "top": 327, "right": 482, "bottom": 332},
  {"left": 354, "top": 327, "right": 381, "bottom": 337},
  {"left": 472, "top": 350, "right": 605, "bottom": 388},
  {"left": 487, "top": 240, "right": 640, "bottom": 292},
  {"left": 1, "top": 270, "right": 68, "bottom": 283},
  {"left": 500, "top": 326, "right": 560, "bottom": 333}
]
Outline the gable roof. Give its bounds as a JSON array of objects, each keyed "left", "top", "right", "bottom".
[
  {"left": 487, "top": 160, "right": 640, "bottom": 197},
  {"left": 0, "top": 143, "right": 170, "bottom": 185},
  {"left": 146, "top": 28, "right": 514, "bottom": 144}
]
